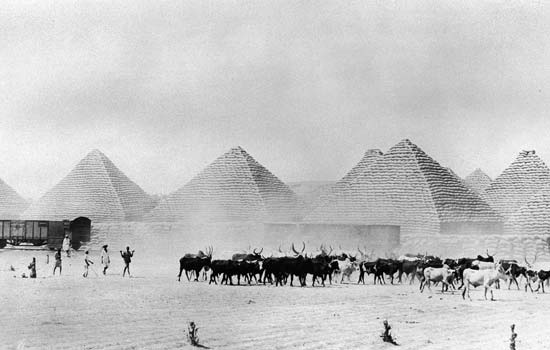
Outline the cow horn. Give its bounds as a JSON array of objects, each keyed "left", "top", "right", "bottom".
[
  {"left": 258, "top": 247, "right": 263, "bottom": 255},
  {"left": 357, "top": 246, "right": 364, "bottom": 255},
  {"left": 253, "top": 248, "right": 258, "bottom": 254},
  {"left": 291, "top": 243, "right": 300, "bottom": 255},
  {"left": 301, "top": 241, "right": 306, "bottom": 253},
  {"left": 278, "top": 245, "right": 283, "bottom": 253},
  {"left": 329, "top": 246, "right": 333, "bottom": 255}
]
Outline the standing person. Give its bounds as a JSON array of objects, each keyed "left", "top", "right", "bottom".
[
  {"left": 62, "top": 235, "right": 71, "bottom": 257},
  {"left": 53, "top": 248, "right": 62, "bottom": 275},
  {"left": 83, "top": 251, "right": 94, "bottom": 277},
  {"left": 28, "top": 257, "right": 37, "bottom": 278},
  {"left": 120, "top": 246, "right": 135, "bottom": 277},
  {"left": 100, "top": 245, "right": 110, "bottom": 275}
]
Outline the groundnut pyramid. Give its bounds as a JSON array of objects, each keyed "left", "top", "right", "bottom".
[
  {"left": 23, "top": 149, "right": 155, "bottom": 222},
  {"left": 146, "top": 146, "right": 299, "bottom": 223},
  {"left": 304, "top": 139, "right": 502, "bottom": 236}
]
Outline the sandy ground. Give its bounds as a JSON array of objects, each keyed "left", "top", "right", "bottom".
[{"left": 1, "top": 248, "right": 549, "bottom": 350}]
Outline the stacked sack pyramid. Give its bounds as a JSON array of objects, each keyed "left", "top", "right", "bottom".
[
  {"left": 464, "top": 169, "right": 492, "bottom": 195},
  {"left": 146, "top": 146, "right": 299, "bottom": 223},
  {"left": 23, "top": 149, "right": 155, "bottom": 222},
  {"left": 0, "top": 178, "right": 28, "bottom": 218},
  {"left": 482, "top": 150, "right": 550, "bottom": 234},
  {"left": 304, "top": 139, "right": 502, "bottom": 236},
  {"left": 309, "top": 149, "right": 384, "bottom": 212}
]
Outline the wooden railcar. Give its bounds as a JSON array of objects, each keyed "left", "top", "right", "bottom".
[{"left": 0, "top": 217, "right": 91, "bottom": 250}]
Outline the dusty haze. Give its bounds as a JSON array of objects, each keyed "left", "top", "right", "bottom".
[{"left": 2, "top": 1, "right": 550, "bottom": 200}]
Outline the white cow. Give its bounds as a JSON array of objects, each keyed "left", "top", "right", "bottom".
[
  {"left": 462, "top": 266, "right": 511, "bottom": 301},
  {"left": 332, "top": 259, "right": 359, "bottom": 284},
  {"left": 420, "top": 266, "right": 456, "bottom": 293}
]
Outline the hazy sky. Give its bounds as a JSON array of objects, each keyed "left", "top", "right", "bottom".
[{"left": 2, "top": 1, "right": 550, "bottom": 199}]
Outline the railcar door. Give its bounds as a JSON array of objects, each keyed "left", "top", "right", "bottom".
[
  {"left": 0, "top": 221, "right": 9, "bottom": 248},
  {"left": 9, "top": 221, "right": 25, "bottom": 245}
]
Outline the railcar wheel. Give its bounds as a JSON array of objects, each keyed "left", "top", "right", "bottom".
[{"left": 0, "top": 240, "right": 6, "bottom": 248}]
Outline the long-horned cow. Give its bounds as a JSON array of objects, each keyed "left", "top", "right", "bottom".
[
  {"left": 178, "top": 246, "right": 213, "bottom": 282},
  {"left": 462, "top": 264, "right": 511, "bottom": 301}
]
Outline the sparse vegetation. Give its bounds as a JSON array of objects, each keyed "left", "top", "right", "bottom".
[
  {"left": 187, "top": 321, "right": 201, "bottom": 347},
  {"left": 381, "top": 320, "right": 398, "bottom": 346},
  {"left": 510, "top": 324, "right": 517, "bottom": 350}
]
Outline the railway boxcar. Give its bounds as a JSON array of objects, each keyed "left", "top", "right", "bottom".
[{"left": 0, "top": 217, "right": 91, "bottom": 250}]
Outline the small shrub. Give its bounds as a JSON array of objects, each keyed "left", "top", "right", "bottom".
[
  {"left": 510, "top": 324, "right": 517, "bottom": 350},
  {"left": 187, "top": 321, "right": 200, "bottom": 347},
  {"left": 381, "top": 320, "right": 399, "bottom": 345}
]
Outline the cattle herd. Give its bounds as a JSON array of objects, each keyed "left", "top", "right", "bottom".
[{"left": 178, "top": 244, "right": 550, "bottom": 301}]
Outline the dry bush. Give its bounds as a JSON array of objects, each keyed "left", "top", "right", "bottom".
[
  {"left": 380, "top": 320, "right": 399, "bottom": 346},
  {"left": 510, "top": 324, "right": 517, "bottom": 350}
]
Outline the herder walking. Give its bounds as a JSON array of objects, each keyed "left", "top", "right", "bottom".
[
  {"left": 53, "top": 248, "right": 62, "bottom": 275},
  {"left": 28, "top": 257, "right": 37, "bottom": 278},
  {"left": 83, "top": 251, "right": 94, "bottom": 278},
  {"left": 62, "top": 234, "right": 71, "bottom": 257},
  {"left": 100, "top": 245, "right": 110, "bottom": 275},
  {"left": 120, "top": 246, "right": 134, "bottom": 277}
]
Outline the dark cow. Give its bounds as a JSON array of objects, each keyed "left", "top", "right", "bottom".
[
  {"left": 358, "top": 261, "right": 377, "bottom": 284},
  {"left": 209, "top": 259, "right": 237, "bottom": 285},
  {"left": 536, "top": 270, "right": 550, "bottom": 293},
  {"left": 262, "top": 242, "right": 309, "bottom": 287},
  {"left": 476, "top": 250, "right": 495, "bottom": 263},
  {"left": 497, "top": 260, "right": 527, "bottom": 290},
  {"left": 178, "top": 246, "right": 213, "bottom": 282},
  {"left": 374, "top": 259, "right": 400, "bottom": 284},
  {"left": 398, "top": 260, "right": 420, "bottom": 284},
  {"left": 307, "top": 257, "right": 334, "bottom": 287},
  {"left": 208, "top": 259, "right": 263, "bottom": 285},
  {"left": 232, "top": 248, "right": 263, "bottom": 262}
]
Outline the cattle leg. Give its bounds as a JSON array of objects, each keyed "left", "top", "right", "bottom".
[
  {"left": 467, "top": 283, "right": 472, "bottom": 300},
  {"left": 420, "top": 279, "right": 431, "bottom": 293},
  {"left": 194, "top": 268, "right": 200, "bottom": 282},
  {"left": 509, "top": 276, "right": 520, "bottom": 290},
  {"left": 441, "top": 280, "right": 450, "bottom": 293},
  {"left": 420, "top": 279, "right": 426, "bottom": 293},
  {"left": 525, "top": 280, "right": 533, "bottom": 293}
]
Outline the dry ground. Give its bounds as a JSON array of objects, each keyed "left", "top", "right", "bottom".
[{"left": 1, "top": 249, "right": 549, "bottom": 350}]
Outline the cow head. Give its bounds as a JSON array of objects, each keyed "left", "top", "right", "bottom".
[
  {"left": 291, "top": 242, "right": 306, "bottom": 256},
  {"left": 251, "top": 247, "right": 264, "bottom": 260},
  {"left": 205, "top": 246, "right": 213, "bottom": 262},
  {"left": 524, "top": 251, "right": 539, "bottom": 269}
]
